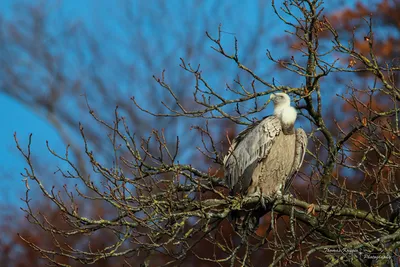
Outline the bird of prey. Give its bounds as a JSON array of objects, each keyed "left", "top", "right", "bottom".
[{"left": 223, "top": 92, "right": 307, "bottom": 231}]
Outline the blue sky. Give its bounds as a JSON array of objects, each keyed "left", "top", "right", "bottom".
[
  {"left": 0, "top": 0, "right": 361, "bottom": 210},
  {"left": 0, "top": 0, "right": 97, "bottom": 205},
  {"left": 0, "top": 0, "right": 279, "bottom": 207}
]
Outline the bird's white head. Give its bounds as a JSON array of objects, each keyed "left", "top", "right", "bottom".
[
  {"left": 270, "top": 92, "right": 297, "bottom": 127},
  {"left": 270, "top": 92, "right": 291, "bottom": 111}
]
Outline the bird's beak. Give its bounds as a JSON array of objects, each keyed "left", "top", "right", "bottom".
[{"left": 270, "top": 93, "right": 276, "bottom": 100}]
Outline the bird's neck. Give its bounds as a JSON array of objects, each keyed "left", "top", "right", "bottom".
[
  {"left": 274, "top": 105, "right": 297, "bottom": 134},
  {"left": 273, "top": 104, "right": 288, "bottom": 117}
]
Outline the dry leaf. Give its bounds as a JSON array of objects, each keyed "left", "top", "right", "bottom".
[
  {"left": 307, "top": 204, "right": 316, "bottom": 216},
  {"left": 362, "top": 117, "right": 367, "bottom": 126},
  {"left": 348, "top": 58, "right": 356, "bottom": 68}
]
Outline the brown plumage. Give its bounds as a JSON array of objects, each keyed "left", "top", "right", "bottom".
[{"left": 224, "top": 93, "right": 307, "bottom": 232}]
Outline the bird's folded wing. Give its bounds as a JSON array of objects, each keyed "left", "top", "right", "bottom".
[
  {"left": 284, "top": 128, "right": 307, "bottom": 193},
  {"left": 224, "top": 116, "right": 281, "bottom": 190}
]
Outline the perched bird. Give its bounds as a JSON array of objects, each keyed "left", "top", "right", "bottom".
[{"left": 224, "top": 92, "right": 307, "bottom": 232}]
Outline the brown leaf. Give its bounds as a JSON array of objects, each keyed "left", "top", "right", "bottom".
[
  {"left": 307, "top": 204, "right": 316, "bottom": 216},
  {"left": 348, "top": 58, "right": 356, "bottom": 68},
  {"left": 362, "top": 117, "right": 367, "bottom": 126}
]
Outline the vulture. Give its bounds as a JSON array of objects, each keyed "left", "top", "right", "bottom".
[{"left": 223, "top": 92, "right": 307, "bottom": 231}]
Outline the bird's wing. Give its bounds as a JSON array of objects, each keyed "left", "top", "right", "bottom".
[
  {"left": 224, "top": 116, "right": 281, "bottom": 191},
  {"left": 284, "top": 128, "right": 307, "bottom": 193}
]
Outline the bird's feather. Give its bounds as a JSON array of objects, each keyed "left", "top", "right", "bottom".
[
  {"left": 224, "top": 116, "right": 281, "bottom": 194},
  {"left": 284, "top": 128, "right": 308, "bottom": 193},
  {"left": 224, "top": 93, "right": 308, "bottom": 233}
]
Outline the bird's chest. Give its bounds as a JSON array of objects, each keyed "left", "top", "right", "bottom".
[{"left": 255, "top": 133, "right": 296, "bottom": 195}]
